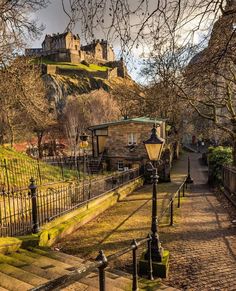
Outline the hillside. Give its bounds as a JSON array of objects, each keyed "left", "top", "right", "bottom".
[
  {"left": 0, "top": 146, "right": 78, "bottom": 190},
  {"left": 41, "top": 59, "right": 135, "bottom": 113}
]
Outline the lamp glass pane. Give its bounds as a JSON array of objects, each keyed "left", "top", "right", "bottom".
[{"left": 145, "top": 143, "right": 162, "bottom": 161}]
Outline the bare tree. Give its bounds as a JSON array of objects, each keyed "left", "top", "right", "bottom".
[
  {"left": 63, "top": 89, "right": 120, "bottom": 155},
  {"left": 0, "top": 57, "right": 55, "bottom": 155},
  {"left": 132, "top": 0, "right": 236, "bottom": 166},
  {"left": 110, "top": 78, "right": 145, "bottom": 118},
  {"left": 60, "top": 0, "right": 233, "bottom": 59},
  {"left": 0, "top": 0, "right": 48, "bottom": 64}
]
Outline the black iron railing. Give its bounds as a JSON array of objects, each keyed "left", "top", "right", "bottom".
[
  {"left": 30, "top": 236, "right": 152, "bottom": 291},
  {"left": 158, "top": 176, "right": 188, "bottom": 225},
  {"left": 0, "top": 168, "right": 140, "bottom": 237},
  {"left": 222, "top": 165, "right": 236, "bottom": 195},
  {"left": 30, "top": 177, "right": 188, "bottom": 291}
]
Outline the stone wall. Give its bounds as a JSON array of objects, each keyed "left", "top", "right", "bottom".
[
  {"left": 107, "top": 67, "right": 118, "bottom": 79},
  {"left": 56, "top": 67, "right": 109, "bottom": 79},
  {"left": 103, "top": 122, "right": 164, "bottom": 170},
  {"left": 106, "top": 60, "right": 127, "bottom": 78}
]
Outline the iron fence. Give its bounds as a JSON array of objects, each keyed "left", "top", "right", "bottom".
[
  {"left": 222, "top": 165, "right": 236, "bottom": 201},
  {"left": 0, "top": 157, "right": 86, "bottom": 192},
  {"left": 0, "top": 168, "right": 140, "bottom": 237}
]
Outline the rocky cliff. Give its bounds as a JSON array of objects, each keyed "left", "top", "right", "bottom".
[{"left": 43, "top": 71, "right": 133, "bottom": 114}]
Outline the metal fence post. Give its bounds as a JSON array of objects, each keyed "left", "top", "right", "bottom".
[
  {"left": 3, "top": 159, "right": 10, "bottom": 191},
  {"left": 177, "top": 190, "right": 180, "bottom": 208},
  {"left": 96, "top": 250, "right": 108, "bottom": 291},
  {"left": 170, "top": 199, "right": 174, "bottom": 226},
  {"left": 29, "top": 177, "right": 40, "bottom": 233},
  {"left": 131, "top": 239, "right": 138, "bottom": 291},
  {"left": 60, "top": 157, "right": 65, "bottom": 180},
  {"left": 37, "top": 159, "right": 42, "bottom": 185}
]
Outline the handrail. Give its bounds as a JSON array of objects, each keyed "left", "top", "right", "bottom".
[
  {"left": 31, "top": 175, "right": 188, "bottom": 291},
  {"left": 159, "top": 176, "right": 187, "bottom": 220},
  {"left": 107, "top": 237, "right": 149, "bottom": 261},
  {"left": 30, "top": 237, "right": 150, "bottom": 291}
]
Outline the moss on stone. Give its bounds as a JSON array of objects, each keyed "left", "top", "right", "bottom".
[
  {"left": 139, "top": 250, "right": 170, "bottom": 279},
  {"left": 0, "top": 237, "right": 22, "bottom": 254},
  {"left": 39, "top": 178, "right": 143, "bottom": 247}
]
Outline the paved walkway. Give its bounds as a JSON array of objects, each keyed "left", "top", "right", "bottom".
[
  {"left": 57, "top": 153, "right": 236, "bottom": 291},
  {"left": 162, "top": 153, "right": 236, "bottom": 291}
]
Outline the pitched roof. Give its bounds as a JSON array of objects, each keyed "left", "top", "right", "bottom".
[{"left": 88, "top": 117, "right": 166, "bottom": 130}]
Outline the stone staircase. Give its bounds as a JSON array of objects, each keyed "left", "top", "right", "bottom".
[{"left": 0, "top": 248, "right": 179, "bottom": 291}]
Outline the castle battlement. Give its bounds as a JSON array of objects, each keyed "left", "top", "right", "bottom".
[{"left": 26, "top": 31, "right": 115, "bottom": 64}]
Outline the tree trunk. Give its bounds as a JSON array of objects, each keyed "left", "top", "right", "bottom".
[
  {"left": 36, "top": 130, "right": 44, "bottom": 159},
  {"left": 233, "top": 136, "right": 236, "bottom": 167},
  {"left": 233, "top": 121, "right": 236, "bottom": 167}
]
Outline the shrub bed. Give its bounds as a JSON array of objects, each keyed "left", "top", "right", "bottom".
[{"left": 208, "top": 146, "right": 232, "bottom": 185}]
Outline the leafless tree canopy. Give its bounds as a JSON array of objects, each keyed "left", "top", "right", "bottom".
[
  {"left": 61, "top": 0, "right": 232, "bottom": 57},
  {"left": 0, "top": 0, "right": 49, "bottom": 63}
]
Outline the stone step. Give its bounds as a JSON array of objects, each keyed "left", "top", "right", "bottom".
[
  {"left": 0, "top": 263, "right": 47, "bottom": 287},
  {"left": 17, "top": 248, "right": 73, "bottom": 270},
  {"left": 0, "top": 287, "right": 9, "bottom": 291},
  {"left": 8, "top": 250, "right": 72, "bottom": 277},
  {"left": 28, "top": 247, "right": 84, "bottom": 267},
  {"left": 61, "top": 281, "right": 96, "bottom": 291},
  {"left": 79, "top": 272, "right": 129, "bottom": 291},
  {"left": 0, "top": 271, "right": 33, "bottom": 291},
  {"left": 9, "top": 253, "right": 70, "bottom": 280},
  {"left": 0, "top": 252, "right": 70, "bottom": 281}
]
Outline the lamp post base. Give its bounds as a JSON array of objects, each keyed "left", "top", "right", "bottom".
[
  {"left": 139, "top": 249, "right": 170, "bottom": 278},
  {"left": 144, "top": 234, "right": 163, "bottom": 262},
  {"left": 186, "top": 175, "right": 193, "bottom": 184}
]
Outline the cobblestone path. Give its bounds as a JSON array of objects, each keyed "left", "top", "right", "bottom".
[{"left": 162, "top": 153, "right": 236, "bottom": 291}]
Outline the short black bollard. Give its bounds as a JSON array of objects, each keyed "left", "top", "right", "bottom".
[
  {"left": 147, "top": 234, "right": 154, "bottom": 281},
  {"left": 96, "top": 250, "right": 108, "bottom": 291},
  {"left": 29, "top": 177, "right": 40, "bottom": 234},
  {"left": 177, "top": 190, "right": 180, "bottom": 208},
  {"left": 170, "top": 199, "right": 174, "bottom": 226},
  {"left": 186, "top": 156, "right": 193, "bottom": 184},
  {"left": 131, "top": 239, "right": 138, "bottom": 291}
]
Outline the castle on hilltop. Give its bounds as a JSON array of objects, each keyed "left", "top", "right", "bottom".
[{"left": 25, "top": 31, "right": 116, "bottom": 64}]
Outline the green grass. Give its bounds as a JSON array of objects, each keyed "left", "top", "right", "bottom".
[
  {"left": 32, "top": 58, "right": 109, "bottom": 72},
  {"left": 0, "top": 146, "right": 78, "bottom": 189}
]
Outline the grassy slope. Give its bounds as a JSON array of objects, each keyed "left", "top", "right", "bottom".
[
  {"left": 0, "top": 147, "right": 78, "bottom": 189},
  {"left": 33, "top": 58, "right": 109, "bottom": 72}
]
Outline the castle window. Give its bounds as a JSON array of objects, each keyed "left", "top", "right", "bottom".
[{"left": 75, "top": 45, "right": 78, "bottom": 50}]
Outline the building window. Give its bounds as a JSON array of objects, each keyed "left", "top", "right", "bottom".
[
  {"left": 117, "top": 161, "right": 124, "bottom": 171},
  {"left": 128, "top": 133, "right": 138, "bottom": 145}
]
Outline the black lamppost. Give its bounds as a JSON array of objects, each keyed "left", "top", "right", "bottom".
[
  {"left": 143, "top": 124, "right": 165, "bottom": 262},
  {"left": 79, "top": 132, "right": 89, "bottom": 198}
]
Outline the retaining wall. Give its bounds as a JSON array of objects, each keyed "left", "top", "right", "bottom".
[{"left": 0, "top": 176, "right": 143, "bottom": 253}]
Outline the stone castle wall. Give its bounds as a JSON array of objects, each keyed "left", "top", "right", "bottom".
[{"left": 45, "top": 65, "right": 118, "bottom": 79}]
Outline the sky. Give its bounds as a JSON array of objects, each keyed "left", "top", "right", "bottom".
[
  {"left": 31, "top": 0, "right": 219, "bottom": 84},
  {"left": 32, "top": 0, "right": 143, "bottom": 81}
]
